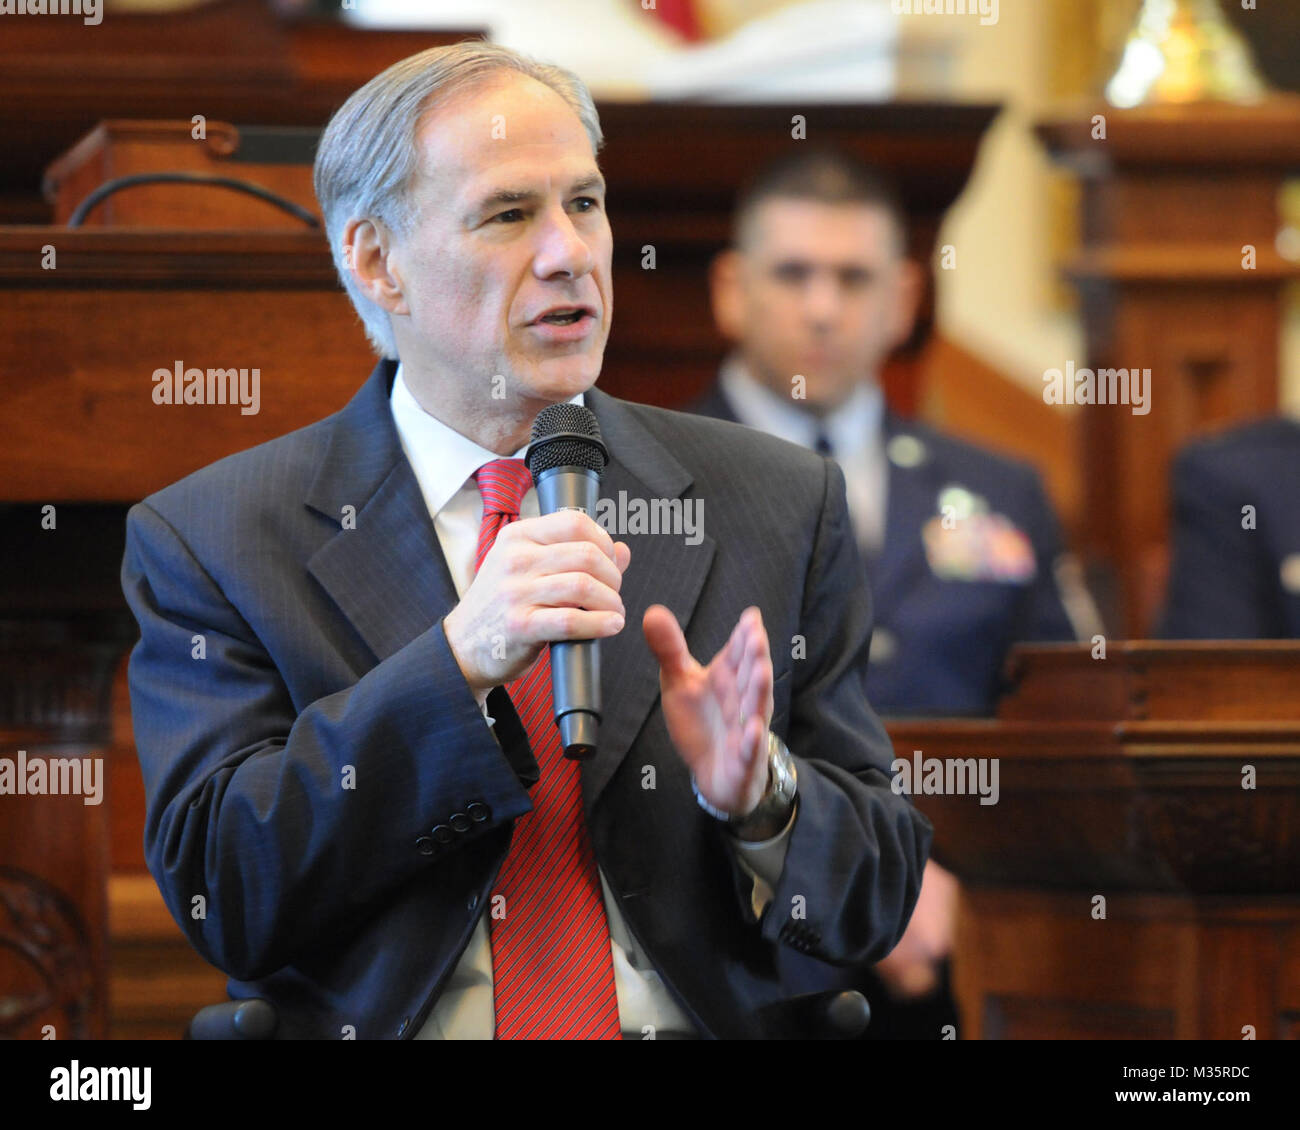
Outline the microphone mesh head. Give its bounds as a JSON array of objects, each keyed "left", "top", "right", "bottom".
[{"left": 526, "top": 403, "right": 608, "bottom": 477}]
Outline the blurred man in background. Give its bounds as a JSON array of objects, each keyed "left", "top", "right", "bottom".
[{"left": 689, "top": 147, "right": 1085, "bottom": 1038}]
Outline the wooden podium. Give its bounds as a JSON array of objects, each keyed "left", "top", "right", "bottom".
[{"left": 890, "top": 642, "right": 1300, "bottom": 1040}]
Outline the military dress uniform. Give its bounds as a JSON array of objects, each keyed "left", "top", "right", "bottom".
[{"left": 691, "top": 358, "right": 1083, "bottom": 714}]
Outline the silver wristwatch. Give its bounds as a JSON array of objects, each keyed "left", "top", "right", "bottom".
[{"left": 692, "top": 730, "right": 798, "bottom": 842}]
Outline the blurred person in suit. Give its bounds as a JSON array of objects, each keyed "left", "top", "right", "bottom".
[
  {"left": 689, "top": 147, "right": 1088, "bottom": 1038},
  {"left": 1160, "top": 415, "right": 1300, "bottom": 639}
]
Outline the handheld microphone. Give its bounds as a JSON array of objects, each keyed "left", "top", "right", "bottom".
[{"left": 525, "top": 403, "right": 610, "bottom": 760}]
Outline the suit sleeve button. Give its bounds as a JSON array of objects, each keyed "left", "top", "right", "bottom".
[
  {"left": 449, "top": 812, "right": 471, "bottom": 833},
  {"left": 467, "top": 802, "right": 490, "bottom": 822},
  {"left": 415, "top": 836, "right": 435, "bottom": 856},
  {"left": 432, "top": 824, "right": 454, "bottom": 844}
]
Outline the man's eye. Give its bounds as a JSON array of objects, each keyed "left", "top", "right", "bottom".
[
  {"left": 573, "top": 197, "right": 600, "bottom": 212},
  {"left": 490, "top": 209, "right": 525, "bottom": 224},
  {"left": 774, "top": 265, "right": 809, "bottom": 284}
]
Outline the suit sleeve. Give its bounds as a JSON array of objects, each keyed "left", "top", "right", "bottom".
[
  {"left": 755, "top": 458, "right": 933, "bottom": 965},
  {"left": 1159, "top": 447, "right": 1273, "bottom": 638},
  {"left": 121, "top": 500, "right": 533, "bottom": 982}
]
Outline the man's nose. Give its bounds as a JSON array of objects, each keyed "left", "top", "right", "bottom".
[
  {"left": 532, "top": 204, "right": 595, "bottom": 279},
  {"left": 801, "top": 272, "right": 843, "bottom": 326}
]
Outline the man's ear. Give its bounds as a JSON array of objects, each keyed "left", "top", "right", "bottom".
[
  {"left": 887, "top": 257, "right": 924, "bottom": 349},
  {"left": 709, "top": 248, "right": 745, "bottom": 343},
  {"left": 343, "top": 217, "right": 410, "bottom": 317}
]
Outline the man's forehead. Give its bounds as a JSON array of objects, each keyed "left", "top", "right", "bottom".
[
  {"left": 751, "top": 199, "right": 898, "bottom": 260},
  {"left": 458, "top": 164, "right": 605, "bottom": 201},
  {"left": 411, "top": 76, "right": 594, "bottom": 193}
]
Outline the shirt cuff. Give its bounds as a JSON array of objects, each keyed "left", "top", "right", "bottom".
[
  {"left": 727, "top": 797, "right": 798, "bottom": 920},
  {"left": 475, "top": 685, "right": 495, "bottom": 727}
]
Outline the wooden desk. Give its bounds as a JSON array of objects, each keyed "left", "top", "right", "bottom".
[
  {"left": 889, "top": 641, "right": 1300, "bottom": 1039},
  {"left": 0, "top": 0, "right": 474, "bottom": 223}
]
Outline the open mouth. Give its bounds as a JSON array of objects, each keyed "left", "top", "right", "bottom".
[{"left": 536, "top": 309, "right": 590, "bottom": 326}]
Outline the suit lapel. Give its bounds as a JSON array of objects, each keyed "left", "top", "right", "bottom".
[
  {"left": 301, "top": 365, "right": 716, "bottom": 819},
  {"left": 698, "top": 377, "right": 929, "bottom": 611},
  {"left": 304, "top": 360, "right": 461, "bottom": 664},
  {"left": 581, "top": 387, "right": 716, "bottom": 818}
]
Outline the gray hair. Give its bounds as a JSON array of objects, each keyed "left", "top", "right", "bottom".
[{"left": 313, "top": 40, "right": 605, "bottom": 359}]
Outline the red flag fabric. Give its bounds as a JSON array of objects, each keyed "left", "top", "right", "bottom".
[{"left": 644, "top": 0, "right": 704, "bottom": 42}]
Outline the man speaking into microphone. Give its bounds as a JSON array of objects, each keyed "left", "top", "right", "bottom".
[{"left": 120, "top": 40, "right": 931, "bottom": 1040}]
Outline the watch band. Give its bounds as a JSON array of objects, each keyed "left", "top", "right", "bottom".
[{"left": 692, "top": 730, "right": 798, "bottom": 841}]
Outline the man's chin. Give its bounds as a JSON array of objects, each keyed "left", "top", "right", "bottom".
[{"left": 519, "top": 353, "right": 603, "bottom": 403}]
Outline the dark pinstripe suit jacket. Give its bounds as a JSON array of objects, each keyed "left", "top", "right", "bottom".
[{"left": 120, "top": 359, "right": 931, "bottom": 1039}]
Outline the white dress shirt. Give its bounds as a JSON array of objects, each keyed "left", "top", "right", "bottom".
[
  {"left": 388, "top": 365, "right": 792, "bottom": 1039},
  {"left": 719, "top": 353, "right": 888, "bottom": 556}
]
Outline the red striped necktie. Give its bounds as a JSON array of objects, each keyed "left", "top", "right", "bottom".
[{"left": 473, "top": 457, "right": 622, "bottom": 1040}]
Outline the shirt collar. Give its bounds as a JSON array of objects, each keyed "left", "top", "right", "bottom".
[
  {"left": 719, "top": 352, "right": 882, "bottom": 458},
  {"left": 389, "top": 362, "right": 584, "bottom": 517}
]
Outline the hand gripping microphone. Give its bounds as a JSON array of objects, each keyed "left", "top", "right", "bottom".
[{"left": 524, "top": 403, "right": 610, "bottom": 760}]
